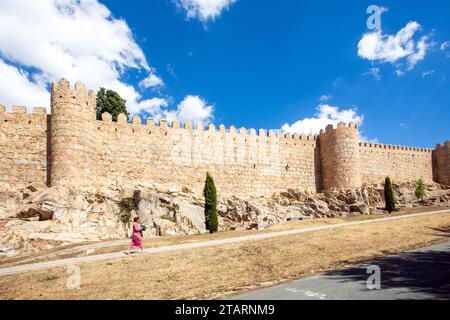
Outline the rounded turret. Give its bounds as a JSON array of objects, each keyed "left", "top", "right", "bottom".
[
  {"left": 50, "top": 79, "right": 96, "bottom": 186},
  {"left": 319, "top": 122, "right": 361, "bottom": 191},
  {"left": 433, "top": 140, "right": 450, "bottom": 186}
]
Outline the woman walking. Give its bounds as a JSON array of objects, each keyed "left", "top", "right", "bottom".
[{"left": 128, "top": 217, "right": 144, "bottom": 254}]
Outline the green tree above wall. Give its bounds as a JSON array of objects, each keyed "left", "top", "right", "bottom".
[{"left": 96, "top": 88, "right": 129, "bottom": 122}]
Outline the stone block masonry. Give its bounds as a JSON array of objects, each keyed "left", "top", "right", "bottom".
[
  {"left": 0, "top": 79, "right": 448, "bottom": 195},
  {"left": 434, "top": 141, "right": 450, "bottom": 186},
  {"left": 0, "top": 105, "right": 47, "bottom": 187}
]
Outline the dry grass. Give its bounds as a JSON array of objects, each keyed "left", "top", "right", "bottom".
[
  {"left": 1, "top": 206, "right": 446, "bottom": 269},
  {"left": 0, "top": 210, "right": 449, "bottom": 300}
]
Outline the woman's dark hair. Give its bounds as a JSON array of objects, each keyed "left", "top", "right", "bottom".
[{"left": 134, "top": 217, "right": 140, "bottom": 223}]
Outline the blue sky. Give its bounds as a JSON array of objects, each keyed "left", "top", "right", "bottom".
[{"left": 0, "top": 0, "right": 449, "bottom": 147}]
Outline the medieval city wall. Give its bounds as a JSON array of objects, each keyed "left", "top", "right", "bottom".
[
  {"left": 358, "top": 142, "right": 434, "bottom": 185},
  {"left": 0, "top": 105, "right": 48, "bottom": 188},
  {"left": 92, "top": 114, "right": 320, "bottom": 196},
  {"left": 0, "top": 79, "right": 448, "bottom": 195}
]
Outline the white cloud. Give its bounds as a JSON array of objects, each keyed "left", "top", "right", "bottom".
[
  {"left": 319, "top": 94, "right": 332, "bottom": 102},
  {"left": 422, "top": 70, "right": 434, "bottom": 78},
  {"left": 363, "top": 67, "right": 381, "bottom": 80},
  {"left": 281, "top": 104, "right": 364, "bottom": 135},
  {"left": 407, "top": 36, "right": 429, "bottom": 70},
  {"left": 163, "top": 95, "right": 214, "bottom": 125},
  {"left": 173, "top": 0, "right": 237, "bottom": 22},
  {"left": 358, "top": 21, "right": 430, "bottom": 73},
  {"left": 0, "top": 59, "right": 49, "bottom": 109},
  {"left": 360, "top": 136, "right": 379, "bottom": 143},
  {"left": 395, "top": 69, "right": 405, "bottom": 77},
  {"left": 135, "top": 98, "right": 169, "bottom": 116},
  {"left": 441, "top": 41, "right": 450, "bottom": 58},
  {"left": 0, "top": 0, "right": 169, "bottom": 116},
  {"left": 139, "top": 72, "right": 164, "bottom": 89},
  {"left": 441, "top": 41, "right": 450, "bottom": 51}
]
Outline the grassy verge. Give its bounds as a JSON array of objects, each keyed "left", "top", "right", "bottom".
[
  {"left": 0, "top": 206, "right": 447, "bottom": 268},
  {"left": 0, "top": 209, "right": 449, "bottom": 300}
]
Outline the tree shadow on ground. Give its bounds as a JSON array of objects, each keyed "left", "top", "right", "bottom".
[
  {"left": 429, "top": 225, "right": 450, "bottom": 238},
  {"left": 324, "top": 239, "right": 450, "bottom": 299}
]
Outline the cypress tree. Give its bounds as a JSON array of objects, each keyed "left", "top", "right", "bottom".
[
  {"left": 204, "top": 172, "right": 219, "bottom": 233},
  {"left": 384, "top": 177, "right": 396, "bottom": 213},
  {"left": 415, "top": 178, "right": 426, "bottom": 201}
]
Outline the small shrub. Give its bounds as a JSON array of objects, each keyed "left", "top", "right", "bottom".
[
  {"left": 161, "top": 215, "right": 176, "bottom": 223},
  {"left": 40, "top": 275, "right": 60, "bottom": 282},
  {"left": 415, "top": 178, "right": 426, "bottom": 201},
  {"left": 118, "top": 190, "right": 141, "bottom": 224}
]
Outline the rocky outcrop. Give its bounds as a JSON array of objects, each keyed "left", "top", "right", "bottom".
[{"left": 0, "top": 181, "right": 449, "bottom": 257}]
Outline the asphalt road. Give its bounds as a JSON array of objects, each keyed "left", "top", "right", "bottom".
[{"left": 234, "top": 240, "right": 450, "bottom": 300}]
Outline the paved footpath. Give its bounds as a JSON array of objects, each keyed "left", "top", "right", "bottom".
[
  {"left": 0, "top": 209, "right": 448, "bottom": 277},
  {"left": 233, "top": 240, "right": 450, "bottom": 300}
]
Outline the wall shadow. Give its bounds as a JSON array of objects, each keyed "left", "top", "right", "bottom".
[{"left": 323, "top": 242, "right": 450, "bottom": 299}]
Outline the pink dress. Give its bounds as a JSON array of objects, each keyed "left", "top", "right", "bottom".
[{"left": 130, "top": 223, "right": 144, "bottom": 249}]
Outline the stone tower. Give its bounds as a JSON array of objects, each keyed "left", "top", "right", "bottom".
[
  {"left": 319, "top": 122, "right": 361, "bottom": 191},
  {"left": 433, "top": 141, "right": 450, "bottom": 186},
  {"left": 49, "top": 79, "right": 96, "bottom": 186}
]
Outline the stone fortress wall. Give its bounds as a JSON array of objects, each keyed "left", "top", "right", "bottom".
[
  {"left": 0, "top": 105, "right": 48, "bottom": 187},
  {"left": 0, "top": 79, "right": 449, "bottom": 196}
]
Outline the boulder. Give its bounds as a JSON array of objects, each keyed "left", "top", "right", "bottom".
[
  {"left": 181, "top": 186, "right": 193, "bottom": 194},
  {"left": 17, "top": 203, "right": 40, "bottom": 219},
  {"left": 175, "top": 201, "right": 206, "bottom": 234},
  {"left": 29, "top": 185, "right": 70, "bottom": 205},
  {"left": 247, "top": 202, "right": 270, "bottom": 216},
  {"left": 307, "top": 199, "right": 329, "bottom": 216},
  {"left": 217, "top": 203, "right": 229, "bottom": 216},
  {"left": 350, "top": 203, "right": 370, "bottom": 215},
  {"left": 39, "top": 210, "right": 54, "bottom": 221},
  {"left": 346, "top": 190, "right": 359, "bottom": 204},
  {"left": 153, "top": 218, "right": 181, "bottom": 237},
  {"left": 28, "top": 232, "right": 87, "bottom": 244},
  {"left": 158, "top": 194, "right": 171, "bottom": 205},
  {"left": 21, "top": 188, "right": 33, "bottom": 200},
  {"left": 9, "top": 221, "right": 52, "bottom": 236},
  {"left": 39, "top": 201, "right": 69, "bottom": 221},
  {"left": 25, "top": 182, "right": 47, "bottom": 193},
  {"left": 70, "top": 195, "right": 89, "bottom": 211},
  {"left": 336, "top": 193, "right": 349, "bottom": 203},
  {"left": 0, "top": 207, "right": 14, "bottom": 220}
]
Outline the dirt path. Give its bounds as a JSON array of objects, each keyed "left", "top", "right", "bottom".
[{"left": 0, "top": 209, "right": 448, "bottom": 278}]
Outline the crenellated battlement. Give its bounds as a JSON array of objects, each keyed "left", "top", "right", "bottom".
[
  {"left": 435, "top": 141, "right": 450, "bottom": 151},
  {"left": 0, "top": 104, "right": 47, "bottom": 125},
  {"left": 1, "top": 79, "right": 447, "bottom": 193},
  {"left": 96, "top": 112, "right": 318, "bottom": 145},
  {"left": 0, "top": 104, "right": 47, "bottom": 115},
  {"left": 359, "top": 142, "right": 433, "bottom": 153},
  {"left": 318, "top": 121, "right": 358, "bottom": 135},
  {"left": 51, "top": 78, "right": 96, "bottom": 109}
]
